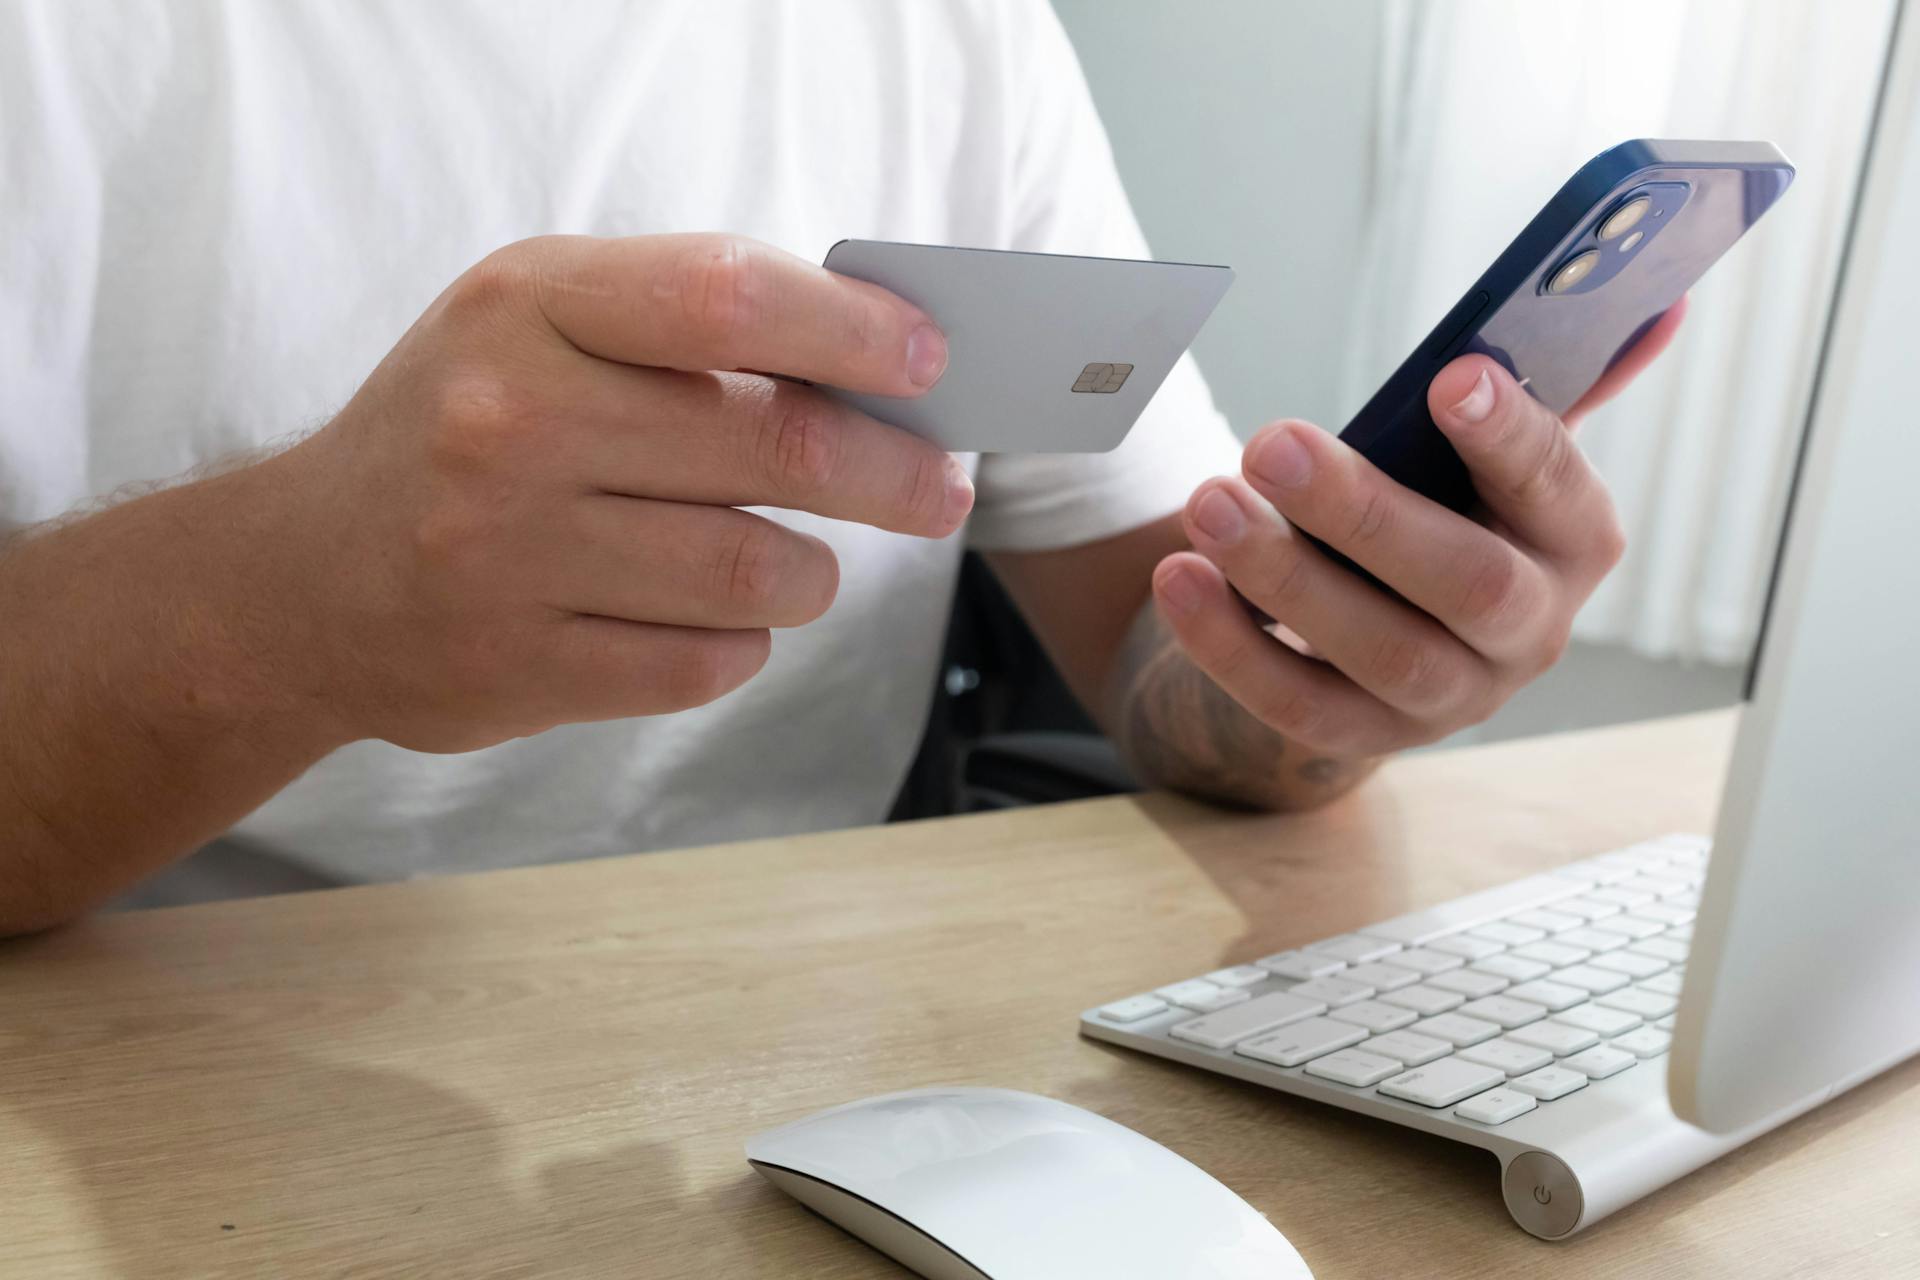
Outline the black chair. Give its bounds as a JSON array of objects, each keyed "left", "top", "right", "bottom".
[{"left": 889, "top": 552, "right": 1140, "bottom": 820}]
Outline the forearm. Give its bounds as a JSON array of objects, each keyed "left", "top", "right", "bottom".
[
  {"left": 1106, "top": 599, "right": 1380, "bottom": 811},
  {"left": 0, "top": 455, "right": 347, "bottom": 934}
]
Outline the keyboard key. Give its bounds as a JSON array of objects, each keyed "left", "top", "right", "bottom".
[
  {"left": 1655, "top": 1014, "right": 1676, "bottom": 1030},
  {"left": 1236, "top": 1016, "right": 1369, "bottom": 1067},
  {"left": 1456, "top": 1037, "right": 1554, "bottom": 1076},
  {"left": 1379, "top": 1058, "right": 1507, "bottom": 1107},
  {"left": 1562, "top": 1045, "right": 1636, "bottom": 1079},
  {"left": 1304, "top": 1048, "right": 1404, "bottom": 1087},
  {"left": 1586, "top": 886, "right": 1655, "bottom": 909},
  {"left": 1169, "top": 990, "right": 1327, "bottom": 1048},
  {"left": 1326, "top": 999, "right": 1418, "bottom": 1033},
  {"left": 1552, "top": 1004, "right": 1641, "bottom": 1036},
  {"left": 1361, "top": 1030, "right": 1451, "bottom": 1066},
  {"left": 1556, "top": 926, "right": 1630, "bottom": 953},
  {"left": 1384, "top": 947, "right": 1465, "bottom": 976},
  {"left": 1633, "top": 902, "right": 1696, "bottom": 926},
  {"left": 1595, "top": 988, "right": 1678, "bottom": 1019},
  {"left": 1378, "top": 984, "right": 1463, "bottom": 1015},
  {"left": 1663, "top": 891, "right": 1701, "bottom": 910},
  {"left": 1665, "top": 923, "right": 1695, "bottom": 942},
  {"left": 1628, "top": 938, "right": 1690, "bottom": 964},
  {"left": 1455, "top": 995, "right": 1549, "bottom": 1029},
  {"left": 1509, "top": 940, "right": 1592, "bottom": 967},
  {"left": 1358, "top": 873, "right": 1592, "bottom": 946},
  {"left": 1286, "top": 975, "right": 1376, "bottom": 1007},
  {"left": 1621, "top": 874, "right": 1692, "bottom": 897},
  {"left": 1095, "top": 994, "right": 1170, "bottom": 1023},
  {"left": 1590, "top": 951, "right": 1668, "bottom": 980},
  {"left": 1558, "top": 862, "right": 1636, "bottom": 887},
  {"left": 1304, "top": 934, "right": 1404, "bottom": 964},
  {"left": 1507, "top": 908, "right": 1583, "bottom": 933},
  {"left": 1638, "top": 971, "right": 1685, "bottom": 996},
  {"left": 1469, "top": 921, "right": 1546, "bottom": 946},
  {"left": 1504, "top": 979, "right": 1586, "bottom": 1012},
  {"left": 1425, "top": 968, "right": 1509, "bottom": 998},
  {"left": 1343, "top": 962, "right": 1422, "bottom": 991},
  {"left": 1425, "top": 934, "right": 1506, "bottom": 961},
  {"left": 1154, "top": 979, "right": 1246, "bottom": 1010},
  {"left": 1612, "top": 1027, "right": 1672, "bottom": 1058},
  {"left": 1595, "top": 914, "right": 1665, "bottom": 940},
  {"left": 1508, "top": 1021, "right": 1600, "bottom": 1056},
  {"left": 1469, "top": 954, "right": 1552, "bottom": 983},
  {"left": 1411, "top": 1013, "right": 1501, "bottom": 1046},
  {"left": 1204, "top": 965, "right": 1272, "bottom": 988},
  {"left": 1555, "top": 894, "right": 1625, "bottom": 920},
  {"left": 1550, "top": 964, "right": 1631, "bottom": 995},
  {"left": 1598, "top": 846, "right": 1682, "bottom": 872},
  {"left": 1181, "top": 987, "right": 1253, "bottom": 1013},
  {"left": 1455, "top": 1086, "right": 1538, "bottom": 1125},
  {"left": 1510, "top": 1065, "right": 1589, "bottom": 1100},
  {"left": 1256, "top": 950, "right": 1347, "bottom": 981}
]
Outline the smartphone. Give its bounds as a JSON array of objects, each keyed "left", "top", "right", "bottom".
[{"left": 1340, "top": 139, "right": 1794, "bottom": 520}]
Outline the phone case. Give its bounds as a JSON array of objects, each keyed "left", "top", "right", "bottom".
[{"left": 1342, "top": 139, "right": 1795, "bottom": 517}]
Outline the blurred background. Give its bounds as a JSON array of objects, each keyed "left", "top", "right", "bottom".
[{"left": 915, "top": 0, "right": 1895, "bottom": 812}]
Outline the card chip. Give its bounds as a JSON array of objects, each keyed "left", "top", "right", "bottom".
[{"left": 1071, "top": 362, "right": 1133, "bottom": 393}]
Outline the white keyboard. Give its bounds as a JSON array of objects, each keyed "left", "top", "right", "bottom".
[{"left": 1079, "top": 834, "right": 1763, "bottom": 1239}]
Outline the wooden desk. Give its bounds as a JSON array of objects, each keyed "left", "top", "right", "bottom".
[{"left": 4, "top": 710, "right": 1916, "bottom": 1277}]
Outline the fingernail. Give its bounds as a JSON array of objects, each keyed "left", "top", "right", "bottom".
[
  {"left": 1248, "top": 428, "right": 1312, "bottom": 490},
  {"left": 943, "top": 457, "right": 975, "bottom": 526},
  {"left": 1191, "top": 488, "right": 1247, "bottom": 545},
  {"left": 907, "top": 323, "right": 948, "bottom": 388},
  {"left": 1449, "top": 369, "right": 1495, "bottom": 423},
  {"left": 1158, "top": 565, "right": 1203, "bottom": 616}
]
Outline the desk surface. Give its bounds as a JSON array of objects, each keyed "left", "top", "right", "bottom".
[{"left": 4, "top": 710, "right": 1916, "bottom": 1278}]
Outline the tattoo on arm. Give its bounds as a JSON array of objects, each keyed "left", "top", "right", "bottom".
[{"left": 1107, "top": 602, "right": 1376, "bottom": 811}]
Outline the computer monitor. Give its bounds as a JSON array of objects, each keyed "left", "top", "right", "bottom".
[{"left": 1670, "top": 0, "right": 1920, "bottom": 1135}]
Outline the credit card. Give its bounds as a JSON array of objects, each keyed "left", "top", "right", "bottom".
[{"left": 822, "top": 240, "right": 1233, "bottom": 453}]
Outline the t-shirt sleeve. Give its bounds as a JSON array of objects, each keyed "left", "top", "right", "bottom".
[{"left": 964, "top": 1, "right": 1243, "bottom": 554}]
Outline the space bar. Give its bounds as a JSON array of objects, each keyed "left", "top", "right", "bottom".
[{"left": 1358, "top": 873, "right": 1593, "bottom": 946}]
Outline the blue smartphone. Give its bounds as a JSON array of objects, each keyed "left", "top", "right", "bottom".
[{"left": 1338, "top": 138, "right": 1794, "bottom": 522}]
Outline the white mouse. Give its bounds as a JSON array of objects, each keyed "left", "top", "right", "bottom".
[{"left": 746, "top": 1086, "right": 1313, "bottom": 1279}]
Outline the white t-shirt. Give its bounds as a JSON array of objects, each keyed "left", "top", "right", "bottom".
[{"left": 1, "top": 0, "right": 1242, "bottom": 902}]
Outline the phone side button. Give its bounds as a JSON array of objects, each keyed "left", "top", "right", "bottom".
[{"left": 1425, "top": 289, "right": 1490, "bottom": 359}]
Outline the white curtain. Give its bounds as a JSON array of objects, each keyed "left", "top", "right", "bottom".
[{"left": 1348, "top": 0, "right": 1894, "bottom": 663}]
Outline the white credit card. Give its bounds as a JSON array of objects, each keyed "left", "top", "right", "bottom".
[{"left": 820, "top": 240, "right": 1234, "bottom": 453}]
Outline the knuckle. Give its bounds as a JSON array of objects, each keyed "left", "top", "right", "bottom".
[
  {"left": 424, "top": 370, "right": 537, "bottom": 476},
  {"left": 898, "top": 448, "right": 946, "bottom": 529},
  {"left": 759, "top": 391, "right": 841, "bottom": 498},
  {"left": 1455, "top": 549, "right": 1532, "bottom": 635},
  {"left": 672, "top": 234, "right": 761, "bottom": 361},
  {"left": 1343, "top": 486, "right": 1395, "bottom": 549},
  {"left": 1594, "top": 508, "right": 1629, "bottom": 570},
  {"left": 1251, "top": 679, "right": 1324, "bottom": 742},
  {"left": 1255, "top": 542, "right": 1315, "bottom": 614},
  {"left": 1511, "top": 426, "right": 1586, "bottom": 507},
  {"left": 714, "top": 522, "right": 786, "bottom": 617},
  {"left": 1369, "top": 631, "right": 1455, "bottom": 711},
  {"left": 658, "top": 637, "right": 753, "bottom": 710},
  {"left": 445, "top": 241, "right": 541, "bottom": 322}
]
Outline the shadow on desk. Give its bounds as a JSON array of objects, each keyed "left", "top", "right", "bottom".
[{"left": 2, "top": 1039, "right": 690, "bottom": 1277}]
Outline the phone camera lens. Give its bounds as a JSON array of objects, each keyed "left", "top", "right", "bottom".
[
  {"left": 1546, "top": 250, "right": 1600, "bottom": 294},
  {"left": 1598, "top": 195, "right": 1651, "bottom": 240}
]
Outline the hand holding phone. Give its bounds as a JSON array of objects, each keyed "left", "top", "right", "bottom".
[{"left": 1154, "top": 139, "right": 1791, "bottom": 767}]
